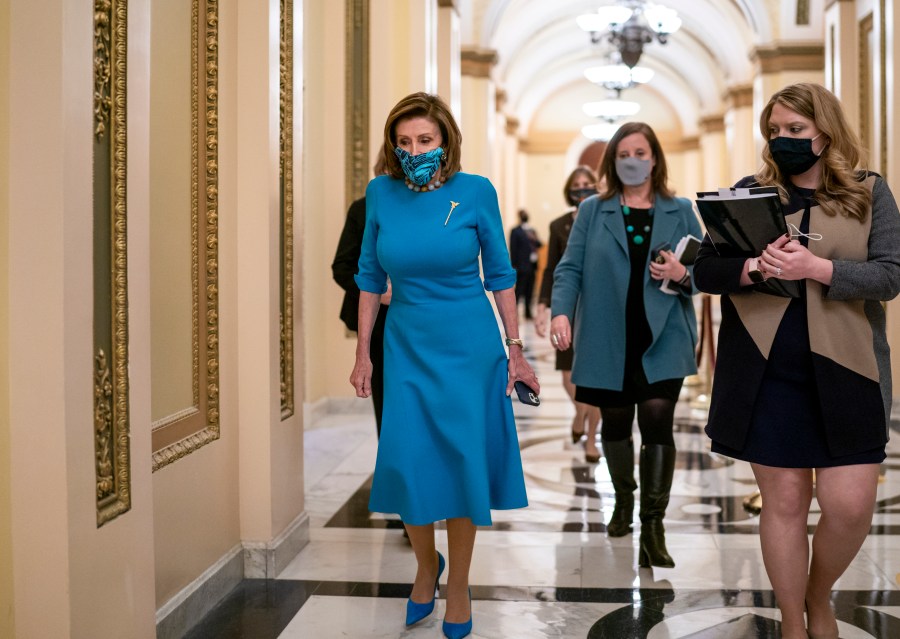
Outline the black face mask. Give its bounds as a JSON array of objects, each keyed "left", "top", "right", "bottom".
[
  {"left": 569, "top": 187, "right": 597, "bottom": 204},
  {"left": 768, "top": 135, "right": 823, "bottom": 175}
]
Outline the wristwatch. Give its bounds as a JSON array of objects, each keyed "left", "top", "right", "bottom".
[
  {"left": 505, "top": 337, "right": 524, "bottom": 348},
  {"left": 748, "top": 257, "right": 766, "bottom": 283}
]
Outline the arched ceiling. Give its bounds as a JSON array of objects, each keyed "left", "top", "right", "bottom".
[{"left": 465, "top": 0, "right": 822, "bottom": 141}]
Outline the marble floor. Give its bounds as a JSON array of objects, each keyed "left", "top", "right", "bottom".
[{"left": 186, "top": 321, "right": 900, "bottom": 638}]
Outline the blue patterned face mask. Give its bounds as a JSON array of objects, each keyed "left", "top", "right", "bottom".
[{"left": 395, "top": 146, "right": 444, "bottom": 186}]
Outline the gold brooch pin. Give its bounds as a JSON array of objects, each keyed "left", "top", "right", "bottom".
[{"left": 445, "top": 201, "right": 460, "bottom": 226}]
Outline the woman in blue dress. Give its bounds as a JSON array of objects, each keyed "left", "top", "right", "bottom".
[{"left": 350, "top": 92, "right": 538, "bottom": 639}]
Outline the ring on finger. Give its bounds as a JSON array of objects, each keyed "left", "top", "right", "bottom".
[{"left": 776, "top": 266, "right": 783, "bottom": 276}]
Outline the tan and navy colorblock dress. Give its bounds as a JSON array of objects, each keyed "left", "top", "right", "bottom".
[{"left": 694, "top": 174, "right": 900, "bottom": 467}]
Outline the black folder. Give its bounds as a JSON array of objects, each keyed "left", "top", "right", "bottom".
[{"left": 696, "top": 187, "right": 800, "bottom": 298}]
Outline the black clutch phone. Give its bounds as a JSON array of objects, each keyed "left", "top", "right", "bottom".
[
  {"left": 650, "top": 241, "right": 671, "bottom": 264},
  {"left": 514, "top": 381, "right": 540, "bottom": 406}
]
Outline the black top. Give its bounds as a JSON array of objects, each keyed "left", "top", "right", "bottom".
[{"left": 624, "top": 207, "right": 654, "bottom": 365}]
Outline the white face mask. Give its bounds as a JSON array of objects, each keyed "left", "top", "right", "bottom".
[{"left": 615, "top": 156, "right": 652, "bottom": 186}]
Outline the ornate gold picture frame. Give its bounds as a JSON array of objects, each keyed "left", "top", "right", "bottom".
[
  {"left": 280, "top": 0, "right": 295, "bottom": 419},
  {"left": 151, "top": 0, "right": 220, "bottom": 471},
  {"left": 93, "top": 0, "right": 131, "bottom": 526},
  {"left": 345, "top": 0, "right": 369, "bottom": 204}
]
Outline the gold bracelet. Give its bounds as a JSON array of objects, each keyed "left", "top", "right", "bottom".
[{"left": 505, "top": 338, "right": 524, "bottom": 348}]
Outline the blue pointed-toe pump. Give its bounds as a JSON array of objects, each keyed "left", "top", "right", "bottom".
[
  {"left": 405, "top": 551, "right": 445, "bottom": 626},
  {"left": 441, "top": 588, "right": 472, "bottom": 639}
]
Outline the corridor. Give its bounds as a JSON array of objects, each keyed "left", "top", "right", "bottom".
[{"left": 186, "top": 323, "right": 900, "bottom": 638}]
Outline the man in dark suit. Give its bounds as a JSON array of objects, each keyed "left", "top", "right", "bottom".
[
  {"left": 509, "top": 209, "right": 542, "bottom": 319},
  {"left": 332, "top": 159, "right": 390, "bottom": 436}
]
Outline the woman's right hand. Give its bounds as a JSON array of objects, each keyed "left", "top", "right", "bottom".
[
  {"left": 534, "top": 303, "right": 550, "bottom": 337},
  {"left": 350, "top": 356, "right": 373, "bottom": 398},
  {"left": 549, "top": 315, "right": 572, "bottom": 351}
]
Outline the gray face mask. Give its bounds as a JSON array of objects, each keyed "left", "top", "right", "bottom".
[{"left": 615, "top": 156, "right": 652, "bottom": 186}]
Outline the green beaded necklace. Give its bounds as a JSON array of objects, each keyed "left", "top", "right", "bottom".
[{"left": 621, "top": 198, "right": 654, "bottom": 245}]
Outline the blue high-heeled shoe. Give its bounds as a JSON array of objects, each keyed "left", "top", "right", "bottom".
[
  {"left": 405, "top": 551, "right": 445, "bottom": 626},
  {"left": 441, "top": 588, "right": 472, "bottom": 639}
]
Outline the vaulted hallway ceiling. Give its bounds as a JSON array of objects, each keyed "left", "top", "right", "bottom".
[{"left": 462, "top": 0, "right": 824, "bottom": 140}]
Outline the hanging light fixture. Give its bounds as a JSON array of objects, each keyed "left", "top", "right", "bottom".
[
  {"left": 584, "top": 62, "right": 654, "bottom": 94},
  {"left": 577, "top": 1, "right": 681, "bottom": 68},
  {"left": 582, "top": 99, "right": 640, "bottom": 121},
  {"left": 582, "top": 121, "right": 622, "bottom": 141}
]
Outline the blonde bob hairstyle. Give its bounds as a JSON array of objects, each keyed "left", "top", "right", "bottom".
[
  {"left": 597, "top": 122, "right": 674, "bottom": 201},
  {"left": 382, "top": 92, "right": 462, "bottom": 181},
  {"left": 757, "top": 82, "right": 870, "bottom": 221}
]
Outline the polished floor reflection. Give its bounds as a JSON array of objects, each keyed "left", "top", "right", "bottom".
[{"left": 186, "top": 322, "right": 900, "bottom": 638}]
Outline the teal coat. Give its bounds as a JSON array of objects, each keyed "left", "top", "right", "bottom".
[{"left": 551, "top": 193, "right": 702, "bottom": 389}]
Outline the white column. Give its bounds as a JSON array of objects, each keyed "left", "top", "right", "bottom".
[
  {"left": 437, "top": 0, "right": 461, "bottom": 119},
  {"left": 723, "top": 85, "right": 757, "bottom": 181},
  {"left": 460, "top": 48, "right": 497, "bottom": 181},
  {"left": 699, "top": 115, "right": 727, "bottom": 188}
]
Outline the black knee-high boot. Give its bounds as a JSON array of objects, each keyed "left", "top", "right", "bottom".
[
  {"left": 602, "top": 438, "right": 637, "bottom": 537},
  {"left": 638, "top": 444, "right": 676, "bottom": 568}
]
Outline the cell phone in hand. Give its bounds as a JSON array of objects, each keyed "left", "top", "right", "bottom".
[
  {"left": 513, "top": 381, "right": 540, "bottom": 406},
  {"left": 650, "top": 241, "right": 671, "bottom": 264}
]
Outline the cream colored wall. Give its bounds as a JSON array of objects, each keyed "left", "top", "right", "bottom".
[
  {"left": 523, "top": 153, "right": 569, "bottom": 240},
  {"left": 303, "top": 0, "right": 357, "bottom": 404},
  {"left": 0, "top": 1, "right": 13, "bottom": 635},
  {"left": 151, "top": 0, "right": 240, "bottom": 605},
  {"left": 8, "top": 1, "right": 157, "bottom": 636}
]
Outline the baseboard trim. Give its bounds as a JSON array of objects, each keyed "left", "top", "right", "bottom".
[
  {"left": 155, "top": 544, "right": 244, "bottom": 639},
  {"left": 243, "top": 510, "right": 311, "bottom": 578},
  {"left": 156, "top": 512, "right": 310, "bottom": 636}
]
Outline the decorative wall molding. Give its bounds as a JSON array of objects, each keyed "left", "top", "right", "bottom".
[
  {"left": 797, "top": 0, "right": 810, "bottom": 25},
  {"left": 751, "top": 43, "right": 825, "bottom": 73},
  {"left": 345, "top": 0, "right": 369, "bottom": 205},
  {"left": 495, "top": 87, "right": 507, "bottom": 112},
  {"left": 504, "top": 116, "right": 519, "bottom": 136},
  {"left": 461, "top": 47, "right": 498, "bottom": 78},
  {"left": 699, "top": 115, "right": 726, "bottom": 134},
  {"left": 724, "top": 84, "right": 753, "bottom": 110},
  {"left": 519, "top": 132, "right": 571, "bottom": 155},
  {"left": 280, "top": 0, "right": 295, "bottom": 419},
  {"left": 152, "top": 0, "right": 220, "bottom": 471},
  {"left": 93, "top": 0, "right": 131, "bottom": 527},
  {"left": 671, "top": 136, "right": 700, "bottom": 152}
]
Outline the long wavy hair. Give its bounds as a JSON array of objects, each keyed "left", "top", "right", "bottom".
[
  {"left": 597, "top": 122, "right": 673, "bottom": 200},
  {"left": 756, "top": 83, "right": 870, "bottom": 221},
  {"left": 382, "top": 92, "right": 462, "bottom": 181}
]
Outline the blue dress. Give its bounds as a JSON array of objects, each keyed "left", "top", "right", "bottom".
[{"left": 355, "top": 173, "right": 528, "bottom": 526}]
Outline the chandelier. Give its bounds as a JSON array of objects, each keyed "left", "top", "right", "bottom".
[
  {"left": 584, "top": 59, "right": 653, "bottom": 94},
  {"left": 582, "top": 121, "right": 622, "bottom": 141},
  {"left": 582, "top": 99, "right": 640, "bottom": 121},
  {"left": 577, "top": 1, "right": 681, "bottom": 68}
]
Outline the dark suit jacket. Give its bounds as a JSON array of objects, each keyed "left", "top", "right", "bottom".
[
  {"left": 538, "top": 209, "right": 576, "bottom": 306},
  {"left": 509, "top": 224, "right": 541, "bottom": 271},
  {"left": 332, "top": 197, "right": 367, "bottom": 331}
]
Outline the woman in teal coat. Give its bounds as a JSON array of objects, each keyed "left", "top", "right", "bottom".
[{"left": 551, "top": 122, "right": 701, "bottom": 568}]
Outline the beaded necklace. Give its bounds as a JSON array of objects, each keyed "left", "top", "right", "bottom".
[
  {"left": 405, "top": 176, "right": 444, "bottom": 192},
  {"left": 621, "top": 196, "right": 654, "bottom": 245}
]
